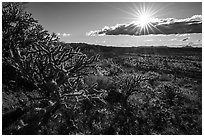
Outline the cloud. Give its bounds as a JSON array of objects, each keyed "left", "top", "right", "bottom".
[
  {"left": 87, "top": 15, "right": 202, "bottom": 36},
  {"left": 56, "top": 32, "right": 71, "bottom": 37},
  {"left": 181, "top": 37, "right": 190, "bottom": 41},
  {"left": 62, "top": 33, "right": 71, "bottom": 37}
]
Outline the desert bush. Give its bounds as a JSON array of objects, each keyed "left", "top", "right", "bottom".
[
  {"left": 84, "top": 74, "right": 113, "bottom": 90},
  {"left": 143, "top": 71, "right": 161, "bottom": 86},
  {"left": 100, "top": 74, "right": 150, "bottom": 134},
  {"left": 150, "top": 83, "right": 202, "bottom": 134},
  {"left": 99, "top": 59, "right": 123, "bottom": 76},
  {"left": 103, "top": 73, "right": 202, "bottom": 135}
]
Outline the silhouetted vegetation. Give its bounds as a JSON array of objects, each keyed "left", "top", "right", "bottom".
[{"left": 2, "top": 2, "right": 202, "bottom": 135}]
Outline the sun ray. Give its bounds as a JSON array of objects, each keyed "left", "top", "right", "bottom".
[
  {"left": 148, "top": 23, "right": 164, "bottom": 34},
  {"left": 146, "top": 23, "right": 155, "bottom": 34}
]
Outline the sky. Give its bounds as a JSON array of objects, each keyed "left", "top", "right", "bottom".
[{"left": 25, "top": 2, "right": 202, "bottom": 47}]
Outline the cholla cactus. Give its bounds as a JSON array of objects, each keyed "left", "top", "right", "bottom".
[
  {"left": 8, "top": 32, "right": 103, "bottom": 129},
  {"left": 3, "top": 2, "right": 102, "bottom": 102},
  {"left": 2, "top": 3, "right": 104, "bottom": 134}
]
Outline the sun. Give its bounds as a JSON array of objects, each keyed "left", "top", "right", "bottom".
[
  {"left": 138, "top": 12, "right": 151, "bottom": 27},
  {"left": 127, "top": 3, "right": 163, "bottom": 35},
  {"left": 118, "top": 3, "right": 163, "bottom": 35}
]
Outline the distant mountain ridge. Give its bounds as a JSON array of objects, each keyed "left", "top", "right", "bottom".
[{"left": 67, "top": 42, "right": 202, "bottom": 58}]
